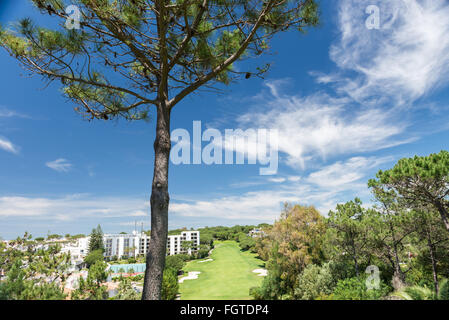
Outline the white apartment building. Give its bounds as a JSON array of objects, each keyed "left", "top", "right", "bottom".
[
  {"left": 103, "top": 230, "right": 200, "bottom": 259},
  {"left": 167, "top": 231, "right": 200, "bottom": 256},
  {"left": 60, "top": 237, "right": 90, "bottom": 262},
  {"left": 60, "top": 230, "right": 200, "bottom": 261},
  {"left": 248, "top": 228, "right": 265, "bottom": 238},
  {"left": 104, "top": 231, "right": 144, "bottom": 259}
]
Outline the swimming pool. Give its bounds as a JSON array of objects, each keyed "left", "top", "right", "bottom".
[{"left": 109, "top": 263, "right": 146, "bottom": 273}]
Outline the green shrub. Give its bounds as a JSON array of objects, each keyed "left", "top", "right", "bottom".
[
  {"left": 332, "top": 277, "right": 391, "bottom": 300},
  {"left": 165, "top": 255, "right": 187, "bottom": 272},
  {"left": 84, "top": 249, "right": 104, "bottom": 267},
  {"left": 294, "top": 262, "right": 337, "bottom": 300},
  {"left": 438, "top": 279, "right": 449, "bottom": 300},
  {"left": 161, "top": 268, "right": 179, "bottom": 300},
  {"left": 392, "top": 285, "right": 435, "bottom": 300}
]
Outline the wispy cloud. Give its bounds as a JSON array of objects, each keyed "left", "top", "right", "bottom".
[
  {"left": 171, "top": 156, "right": 392, "bottom": 220},
  {"left": 0, "top": 136, "right": 19, "bottom": 154},
  {"left": 45, "top": 158, "right": 72, "bottom": 173},
  {"left": 235, "top": 88, "right": 413, "bottom": 169},
  {"left": 0, "top": 107, "right": 24, "bottom": 154},
  {"left": 219, "top": 0, "right": 449, "bottom": 170},
  {"left": 306, "top": 156, "right": 392, "bottom": 188},
  {"left": 0, "top": 107, "right": 28, "bottom": 119},
  {"left": 268, "top": 177, "right": 286, "bottom": 183},
  {"left": 0, "top": 194, "right": 149, "bottom": 221},
  {"left": 328, "top": 0, "right": 449, "bottom": 105}
]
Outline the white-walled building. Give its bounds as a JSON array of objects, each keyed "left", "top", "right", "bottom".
[
  {"left": 167, "top": 231, "right": 200, "bottom": 256},
  {"left": 60, "top": 237, "right": 90, "bottom": 262},
  {"left": 248, "top": 228, "right": 265, "bottom": 238},
  {"left": 103, "top": 230, "right": 200, "bottom": 259},
  {"left": 60, "top": 230, "right": 200, "bottom": 261},
  {"left": 104, "top": 231, "right": 144, "bottom": 259}
]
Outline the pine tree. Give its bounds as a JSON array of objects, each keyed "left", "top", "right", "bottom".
[
  {"left": 0, "top": 0, "right": 320, "bottom": 299},
  {"left": 88, "top": 224, "right": 104, "bottom": 253},
  {"left": 369, "top": 150, "right": 449, "bottom": 233}
]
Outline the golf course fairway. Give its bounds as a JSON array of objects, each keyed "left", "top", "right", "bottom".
[{"left": 178, "top": 240, "right": 266, "bottom": 300}]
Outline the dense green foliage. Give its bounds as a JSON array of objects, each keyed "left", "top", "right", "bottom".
[
  {"left": 331, "top": 277, "right": 390, "bottom": 300},
  {"left": 161, "top": 268, "right": 179, "bottom": 300},
  {"left": 251, "top": 151, "right": 449, "bottom": 300},
  {"left": 84, "top": 249, "right": 104, "bottom": 267},
  {"left": 88, "top": 225, "right": 104, "bottom": 253},
  {"left": 293, "top": 262, "right": 337, "bottom": 300},
  {"left": 113, "top": 276, "right": 140, "bottom": 300},
  {"left": 0, "top": 234, "right": 70, "bottom": 300},
  {"left": 72, "top": 261, "right": 109, "bottom": 300},
  {"left": 165, "top": 255, "right": 188, "bottom": 272},
  {"left": 252, "top": 205, "right": 326, "bottom": 299}
]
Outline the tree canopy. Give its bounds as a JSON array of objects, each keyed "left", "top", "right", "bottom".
[
  {"left": 369, "top": 150, "right": 449, "bottom": 233},
  {"left": 88, "top": 225, "right": 104, "bottom": 253},
  {"left": 0, "top": 0, "right": 319, "bottom": 120}
]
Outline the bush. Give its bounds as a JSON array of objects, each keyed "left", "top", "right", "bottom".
[
  {"left": 114, "top": 277, "right": 140, "bottom": 300},
  {"left": 161, "top": 268, "right": 179, "bottom": 300},
  {"left": 332, "top": 277, "right": 391, "bottom": 300},
  {"left": 176, "top": 254, "right": 191, "bottom": 261},
  {"left": 294, "top": 262, "right": 337, "bottom": 300},
  {"left": 250, "top": 267, "right": 285, "bottom": 300},
  {"left": 439, "top": 279, "right": 449, "bottom": 300},
  {"left": 196, "top": 248, "right": 210, "bottom": 259},
  {"left": 165, "top": 255, "right": 187, "bottom": 272},
  {"left": 84, "top": 249, "right": 104, "bottom": 268}
]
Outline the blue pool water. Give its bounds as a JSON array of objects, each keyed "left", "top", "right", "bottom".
[{"left": 109, "top": 263, "right": 146, "bottom": 273}]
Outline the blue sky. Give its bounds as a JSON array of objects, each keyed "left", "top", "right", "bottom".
[{"left": 1, "top": 0, "right": 449, "bottom": 239}]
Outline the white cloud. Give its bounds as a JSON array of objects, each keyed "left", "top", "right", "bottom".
[
  {"left": 235, "top": 89, "right": 412, "bottom": 168},
  {"left": 268, "top": 177, "right": 286, "bottom": 183},
  {"left": 0, "top": 194, "right": 149, "bottom": 221},
  {"left": 170, "top": 156, "right": 388, "bottom": 220},
  {"left": 0, "top": 107, "right": 28, "bottom": 119},
  {"left": 222, "top": 0, "right": 449, "bottom": 170},
  {"left": 170, "top": 189, "right": 297, "bottom": 222},
  {"left": 46, "top": 158, "right": 72, "bottom": 172},
  {"left": 130, "top": 210, "right": 148, "bottom": 217},
  {"left": 170, "top": 0, "right": 449, "bottom": 223},
  {"left": 329, "top": 0, "right": 449, "bottom": 105},
  {"left": 0, "top": 137, "right": 19, "bottom": 154},
  {"left": 306, "top": 156, "right": 392, "bottom": 188}
]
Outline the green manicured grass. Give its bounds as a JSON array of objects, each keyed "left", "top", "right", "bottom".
[{"left": 179, "top": 240, "right": 265, "bottom": 300}]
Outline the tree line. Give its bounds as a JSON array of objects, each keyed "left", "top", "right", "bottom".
[{"left": 251, "top": 150, "right": 449, "bottom": 300}]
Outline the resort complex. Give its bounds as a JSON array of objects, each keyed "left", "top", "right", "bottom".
[{"left": 65, "top": 230, "right": 200, "bottom": 263}]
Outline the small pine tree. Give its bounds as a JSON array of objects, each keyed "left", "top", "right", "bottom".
[{"left": 88, "top": 225, "right": 104, "bottom": 253}]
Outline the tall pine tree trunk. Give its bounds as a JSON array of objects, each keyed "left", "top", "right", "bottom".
[
  {"left": 390, "top": 222, "right": 405, "bottom": 289},
  {"left": 426, "top": 229, "right": 439, "bottom": 296},
  {"left": 435, "top": 202, "right": 449, "bottom": 233},
  {"left": 142, "top": 101, "right": 171, "bottom": 300}
]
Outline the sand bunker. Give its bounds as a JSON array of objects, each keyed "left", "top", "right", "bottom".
[
  {"left": 179, "top": 271, "right": 201, "bottom": 283},
  {"left": 252, "top": 269, "right": 268, "bottom": 277},
  {"left": 198, "top": 259, "right": 213, "bottom": 263}
]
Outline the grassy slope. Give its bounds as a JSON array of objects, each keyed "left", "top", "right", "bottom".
[{"left": 179, "top": 240, "right": 265, "bottom": 300}]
